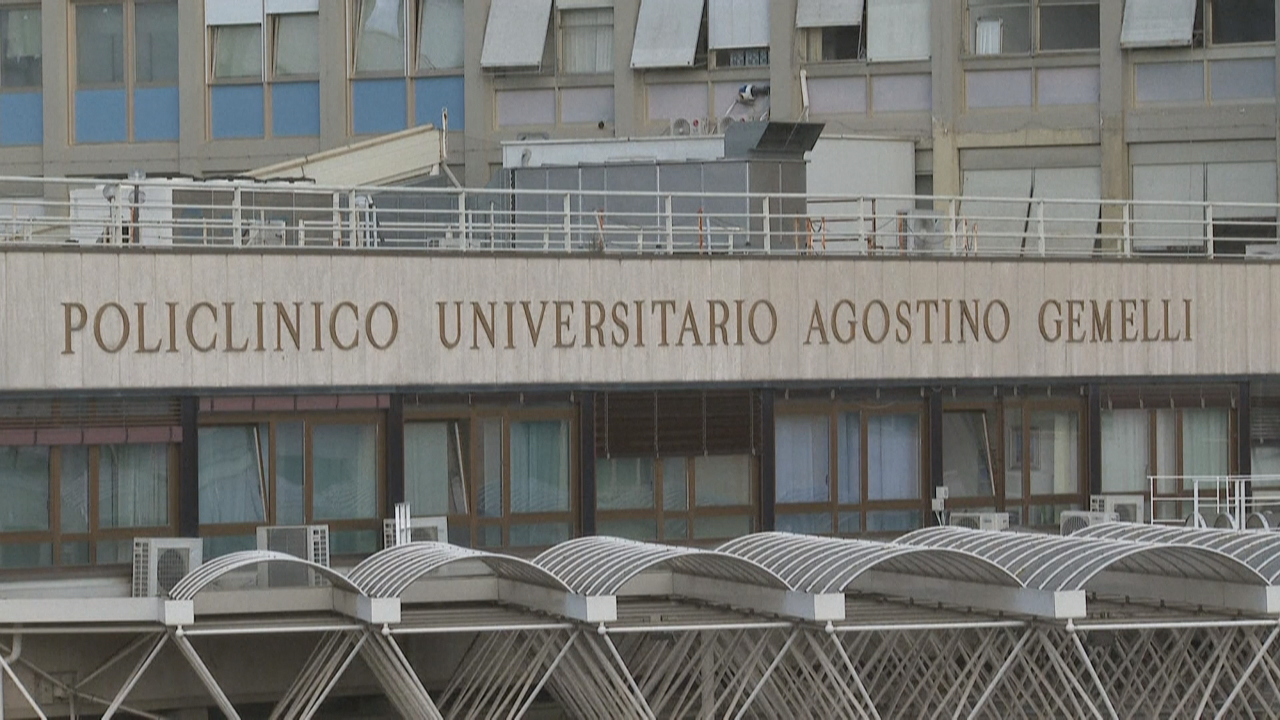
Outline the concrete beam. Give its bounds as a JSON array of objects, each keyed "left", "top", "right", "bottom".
[
  {"left": 672, "top": 574, "right": 846, "bottom": 622},
  {"left": 0, "top": 598, "right": 171, "bottom": 625},
  {"left": 331, "top": 591, "right": 402, "bottom": 625},
  {"left": 1090, "top": 571, "right": 1280, "bottom": 616},
  {"left": 496, "top": 579, "right": 616, "bottom": 623},
  {"left": 852, "top": 571, "right": 1086, "bottom": 620}
]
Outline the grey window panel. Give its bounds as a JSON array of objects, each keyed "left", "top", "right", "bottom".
[
  {"left": 496, "top": 89, "right": 556, "bottom": 126},
  {"left": 561, "top": 87, "right": 615, "bottom": 123},
  {"left": 206, "top": 0, "right": 262, "bottom": 26},
  {"left": 1207, "top": 162, "right": 1277, "bottom": 219},
  {"left": 647, "top": 82, "right": 709, "bottom": 121},
  {"left": 558, "top": 0, "right": 614, "bottom": 8},
  {"left": 1031, "top": 167, "right": 1101, "bottom": 254},
  {"left": 961, "top": 169, "right": 1034, "bottom": 253},
  {"left": 1039, "top": 4, "right": 1100, "bottom": 51},
  {"left": 796, "top": 0, "right": 864, "bottom": 28},
  {"left": 265, "top": 0, "right": 317, "bottom": 13},
  {"left": 867, "top": 0, "right": 930, "bottom": 61},
  {"left": 966, "top": 69, "right": 1032, "bottom": 109},
  {"left": 632, "top": 0, "right": 706, "bottom": 68},
  {"left": 1037, "top": 67, "right": 1100, "bottom": 106},
  {"left": 480, "top": 0, "right": 553, "bottom": 68},
  {"left": 708, "top": 0, "right": 769, "bottom": 50},
  {"left": 1120, "top": 0, "right": 1196, "bottom": 48},
  {"left": 1132, "top": 163, "right": 1204, "bottom": 248},
  {"left": 1210, "top": 59, "right": 1277, "bottom": 102},
  {"left": 807, "top": 76, "right": 867, "bottom": 114},
  {"left": 871, "top": 73, "right": 931, "bottom": 112},
  {"left": 1134, "top": 62, "right": 1204, "bottom": 104}
]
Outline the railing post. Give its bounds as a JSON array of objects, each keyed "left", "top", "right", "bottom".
[
  {"left": 232, "top": 186, "right": 243, "bottom": 247},
  {"left": 947, "top": 198, "right": 958, "bottom": 255},
  {"left": 1037, "top": 199, "right": 1046, "bottom": 256},
  {"left": 1122, "top": 201, "right": 1132, "bottom": 257},
  {"left": 347, "top": 191, "right": 359, "bottom": 247},
  {"left": 331, "top": 192, "right": 341, "bottom": 246},
  {"left": 1205, "top": 203, "right": 1215, "bottom": 259},
  {"left": 110, "top": 189, "right": 124, "bottom": 245},
  {"left": 664, "top": 194, "right": 674, "bottom": 254},
  {"left": 858, "top": 197, "right": 867, "bottom": 250},
  {"left": 563, "top": 193, "right": 572, "bottom": 251},
  {"left": 762, "top": 197, "right": 771, "bottom": 253},
  {"left": 457, "top": 190, "right": 468, "bottom": 251}
]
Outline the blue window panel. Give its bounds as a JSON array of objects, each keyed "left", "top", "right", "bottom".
[
  {"left": 0, "top": 92, "right": 42, "bottom": 146},
  {"left": 133, "top": 86, "right": 179, "bottom": 142},
  {"left": 211, "top": 84, "right": 265, "bottom": 140},
  {"left": 271, "top": 81, "right": 320, "bottom": 137},
  {"left": 352, "top": 78, "right": 407, "bottom": 135},
  {"left": 75, "top": 89, "right": 127, "bottom": 144},
  {"left": 414, "top": 76, "right": 464, "bottom": 130}
]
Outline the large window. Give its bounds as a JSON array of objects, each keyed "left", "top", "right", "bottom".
[
  {"left": 0, "top": 443, "right": 175, "bottom": 569},
  {"left": 1, "top": 6, "right": 40, "bottom": 88},
  {"left": 1004, "top": 404, "right": 1082, "bottom": 527},
  {"left": 596, "top": 455, "right": 755, "bottom": 542},
  {"left": 210, "top": 24, "right": 263, "bottom": 81},
  {"left": 416, "top": 0, "right": 464, "bottom": 71},
  {"left": 560, "top": 7, "right": 613, "bottom": 75},
  {"left": 273, "top": 12, "right": 320, "bottom": 77},
  {"left": 354, "top": 0, "right": 406, "bottom": 73},
  {"left": 199, "top": 417, "right": 383, "bottom": 557},
  {"left": 1207, "top": 0, "right": 1275, "bottom": 45},
  {"left": 968, "top": 0, "right": 1100, "bottom": 55}
]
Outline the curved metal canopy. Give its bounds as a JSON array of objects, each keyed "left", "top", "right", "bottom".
[
  {"left": 1074, "top": 523, "right": 1280, "bottom": 583},
  {"left": 533, "top": 536, "right": 791, "bottom": 595},
  {"left": 718, "top": 532, "right": 1023, "bottom": 592},
  {"left": 348, "top": 542, "right": 570, "bottom": 598},
  {"left": 169, "top": 550, "right": 362, "bottom": 600},
  {"left": 898, "top": 527, "right": 1267, "bottom": 590}
]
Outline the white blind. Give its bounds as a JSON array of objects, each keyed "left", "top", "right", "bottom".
[
  {"left": 205, "top": 0, "right": 263, "bottom": 26},
  {"left": 562, "top": 8, "right": 613, "bottom": 74},
  {"left": 960, "top": 169, "right": 1034, "bottom": 253},
  {"left": 867, "top": 0, "right": 930, "bottom": 62},
  {"left": 631, "top": 0, "right": 705, "bottom": 68},
  {"left": 1120, "top": 0, "right": 1197, "bottom": 48},
  {"left": 480, "top": 0, "right": 553, "bottom": 68},
  {"left": 708, "top": 0, "right": 769, "bottom": 50},
  {"left": 796, "top": 0, "right": 863, "bottom": 28},
  {"left": 1031, "top": 167, "right": 1101, "bottom": 254}
]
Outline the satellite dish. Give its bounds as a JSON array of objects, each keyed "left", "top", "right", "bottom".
[{"left": 671, "top": 118, "right": 692, "bottom": 136}]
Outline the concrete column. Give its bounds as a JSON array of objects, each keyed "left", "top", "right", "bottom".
[
  {"left": 176, "top": 0, "right": 206, "bottom": 173},
  {"left": 1098, "top": 0, "right": 1129, "bottom": 250},
  {"left": 769, "top": 0, "right": 798, "bottom": 122},
  {"left": 318, "top": 0, "right": 351, "bottom": 150},
  {"left": 929, "top": 0, "right": 962, "bottom": 198},
  {"left": 40, "top": 0, "right": 69, "bottom": 172},
  {"left": 612, "top": 0, "right": 642, "bottom": 137},
  {"left": 463, "top": 0, "right": 495, "bottom": 185}
]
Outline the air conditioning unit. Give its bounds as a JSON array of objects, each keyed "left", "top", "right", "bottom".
[
  {"left": 949, "top": 512, "right": 1009, "bottom": 531},
  {"left": 669, "top": 117, "right": 700, "bottom": 136},
  {"left": 132, "top": 538, "right": 203, "bottom": 598},
  {"left": 382, "top": 516, "right": 449, "bottom": 548},
  {"left": 256, "top": 525, "right": 330, "bottom": 588},
  {"left": 1090, "top": 494, "right": 1146, "bottom": 524},
  {"left": 1060, "top": 510, "right": 1116, "bottom": 536}
]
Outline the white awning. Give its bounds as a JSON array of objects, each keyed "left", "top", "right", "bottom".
[
  {"left": 796, "top": 0, "right": 863, "bottom": 28},
  {"left": 265, "top": 0, "right": 318, "bottom": 14},
  {"left": 709, "top": 0, "right": 770, "bottom": 50},
  {"left": 867, "top": 0, "right": 930, "bottom": 62},
  {"left": 1120, "top": 0, "right": 1197, "bottom": 48},
  {"left": 206, "top": 0, "right": 263, "bottom": 26},
  {"left": 631, "top": 0, "right": 706, "bottom": 69},
  {"left": 480, "top": 0, "right": 553, "bottom": 68}
]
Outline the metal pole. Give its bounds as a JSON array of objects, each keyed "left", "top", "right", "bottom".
[
  {"left": 510, "top": 632, "right": 580, "bottom": 720},
  {"left": 664, "top": 195, "right": 673, "bottom": 254},
  {"left": 101, "top": 634, "right": 168, "bottom": 720},
  {"left": 1213, "top": 624, "right": 1280, "bottom": 720},
  {"left": 563, "top": 193, "right": 572, "bottom": 251},
  {"left": 966, "top": 628, "right": 1032, "bottom": 719}
]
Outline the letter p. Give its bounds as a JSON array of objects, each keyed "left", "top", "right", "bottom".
[{"left": 63, "top": 302, "right": 87, "bottom": 355}]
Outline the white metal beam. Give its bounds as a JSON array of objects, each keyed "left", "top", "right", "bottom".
[
  {"left": 671, "top": 574, "right": 846, "bottom": 622},
  {"left": 1089, "top": 571, "right": 1280, "bottom": 615},
  {"left": 851, "top": 571, "right": 1086, "bottom": 619},
  {"left": 496, "top": 579, "right": 617, "bottom": 623}
]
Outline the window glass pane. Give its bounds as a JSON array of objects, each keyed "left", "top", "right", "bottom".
[
  {"left": 61, "top": 541, "right": 90, "bottom": 566},
  {"left": 331, "top": 529, "right": 380, "bottom": 554},
  {"left": 60, "top": 446, "right": 89, "bottom": 533},
  {"left": 561, "top": 8, "right": 613, "bottom": 74},
  {"left": 942, "top": 412, "right": 995, "bottom": 498},
  {"left": 1028, "top": 411, "right": 1079, "bottom": 495},
  {"left": 1101, "top": 410, "right": 1150, "bottom": 493},
  {"left": 664, "top": 517, "right": 688, "bottom": 539},
  {"left": 775, "top": 415, "right": 830, "bottom": 503},
  {"left": 776, "top": 512, "right": 833, "bottom": 535},
  {"left": 510, "top": 521, "right": 570, "bottom": 547},
  {"left": 1039, "top": 3, "right": 1100, "bottom": 50},
  {"left": 1183, "top": 408, "right": 1230, "bottom": 477},
  {"left": 212, "top": 25, "right": 263, "bottom": 80},
  {"left": 970, "top": 1, "right": 1030, "bottom": 54},
  {"left": 0, "top": 446, "right": 49, "bottom": 532},
  {"left": 694, "top": 455, "right": 751, "bottom": 506},
  {"left": 838, "top": 412, "right": 861, "bottom": 504},
  {"left": 405, "top": 421, "right": 469, "bottom": 516},
  {"left": 418, "top": 0, "right": 464, "bottom": 70},
  {"left": 662, "top": 457, "right": 688, "bottom": 510},
  {"left": 203, "top": 534, "right": 255, "bottom": 560},
  {"left": 355, "top": 0, "right": 406, "bottom": 73},
  {"left": 597, "top": 518, "right": 657, "bottom": 541},
  {"left": 477, "top": 418, "right": 503, "bottom": 517},
  {"left": 597, "top": 457, "right": 655, "bottom": 510},
  {"left": 77, "top": 3, "right": 124, "bottom": 85},
  {"left": 198, "top": 426, "right": 267, "bottom": 525},
  {"left": 311, "top": 424, "right": 378, "bottom": 521},
  {"left": 510, "top": 420, "right": 570, "bottom": 513},
  {"left": 837, "top": 511, "right": 862, "bottom": 534},
  {"left": 96, "top": 538, "right": 132, "bottom": 565},
  {"left": 475, "top": 523, "right": 501, "bottom": 548},
  {"left": 1005, "top": 408, "right": 1023, "bottom": 499},
  {"left": 274, "top": 12, "right": 319, "bottom": 76},
  {"left": 693, "top": 514, "right": 752, "bottom": 539},
  {"left": 866, "top": 509, "right": 921, "bottom": 533},
  {"left": 276, "top": 422, "right": 305, "bottom": 525},
  {"left": 818, "top": 25, "right": 862, "bottom": 61},
  {"left": 135, "top": 1, "right": 178, "bottom": 83},
  {"left": 0, "top": 542, "right": 51, "bottom": 568},
  {"left": 867, "top": 415, "right": 920, "bottom": 500},
  {"left": 99, "top": 444, "right": 169, "bottom": 528},
  {"left": 1211, "top": 0, "right": 1275, "bottom": 44},
  {"left": 1, "top": 7, "right": 41, "bottom": 88}
]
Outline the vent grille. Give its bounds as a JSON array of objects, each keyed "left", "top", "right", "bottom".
[
  {"left": 0, "top": 397, "right": 181, "bottom": 430},
  {"left": 594, "top": 390, "right": 761, "bottom": 458}
]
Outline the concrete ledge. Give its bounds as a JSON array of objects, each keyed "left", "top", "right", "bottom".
[
  {"left": 672, "top": 574, "right": 847, "bottom": 622},
  {"left": 852, "top": 571, "right": 1086, "bottom": 619}
]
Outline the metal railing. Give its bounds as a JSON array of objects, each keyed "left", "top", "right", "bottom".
[
  {"left": 1149, "top": 474, "right": 1280, "bottom": 529},
  {"left": 0, "top": 175, "right": 1275, "bottom": 258}
]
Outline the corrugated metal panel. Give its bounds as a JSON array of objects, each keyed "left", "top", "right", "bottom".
[
  {"left": 1120, "top": 0, "right": 1197, "bottom": 48},
  {"left": 867, "top": 0, "right": 930, "bottom": 61},
  {"left": 480, "top": 0, "right": 553, "bottom": 68},
  {"left": 205, "top": 0, "right": 263, "bottom": 26},
  {"left": 247, "top": 125, "right": 442, "bottom": 186},
  {"left": 631, "top": 0, "right": 706, "bottom": 68},
  {"left": 796, "top": 0, "right": 863, "bottom": 28},
  {"left": 708, "top": 0, "right": 770, "bottom": 49},
  {"left": 265, "top": 0, "right": 318, "bottom": 14}
]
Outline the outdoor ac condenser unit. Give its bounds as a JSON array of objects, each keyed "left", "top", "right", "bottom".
[
  {"left": 1090, "top": 494, "right": 1146, "bottom": 524},
  {"left": 949, "top": 512, "right": 1010, "bottom": 531},
  {"left": 382, "top": 516, "right": 449, "bottom": 548},
  {"left": 256, "top": 524, "right": 330, "bottom": 588},
  {"left": 132, "top": 538, "right": 203, "bottom": 598},
  {"left": 1060, "top": 511, "right": 1116, "bottom": 536}
]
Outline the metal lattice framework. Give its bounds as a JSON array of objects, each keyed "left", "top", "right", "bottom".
[{"left": 1075, "top": 522, "right": 1280, "bottom": 581}]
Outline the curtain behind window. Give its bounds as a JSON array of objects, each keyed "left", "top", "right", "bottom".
[
  {"left": 1101, "top": 410, "right": 1149, "bottom": 493},
  {"left": 135, "top": 1, "right": 178, "bottom": 83},
  {"left": 1029, "top": 411, "right": 1079, "bottom": 495},
  {"left": 1, "top": 7, "right": 41, "bottom": 88},
  {"left": 198, "top": 426, "right": 267, "bottom": 525},
  {"left": 597, "top": 457, "right": 655, "bottom": 510},
  {"left": 312, "top": 424, "right": 378, "bottom": 520},
  {"left": 355, "top": 0, "right": 405, "bottom": 73},
  {"left": 405, "top": 421, "right": 468, "bottom": 515},
  {"left": 99, "top": 444, "right": 169, "bottom": 528},
  {"left": 77, "top": 3, "right": 124, "bottom": 85},
  {"left": 694, "top": 455, "right": 751, "bottom": 506},
  {"left": 942, "top": 412, "right": 995, "bottom": 497},
  {"left": 0, "top": 446, "right": 49, "bottom": 532},
  {"left": 510, "top": 420, "right": 570, "bottom": 513},
  {"left": 274, "top": 12, "right": 319, "bottom": 76},
  {"left": 867, "top": 415, "right": 919, "bottom": 500},
  {"left": 212, "top": 25, "right": 263, "bottom": 79},
  {"left": 1183, "top": 408, "right": 1230, "bottom": 477},
  {"left": 418, "top": 0, "right": 464, "bottom": 70},
  {"left": 838, "top": 412, "right": 862, "bottom": 503},
  {"left": 775, "top": 415, "right": 829, "bottom": 503},
  {"left": 561, "top": 8, "right": 612, "bottom": 74}
]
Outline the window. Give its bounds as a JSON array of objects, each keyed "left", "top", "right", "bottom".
[
  {"left": 1122, "top": 0, "right": 1273, "bottom": 48},
  {"left": 416, "top": 0, "right": 464, "bottom": 71},
  {"left": 1, "top": 6, "right": 40, "bottom": 88},
  {"left": 273, "top": 12, "right": 319, "bottom": 77},
  {"left": 199, "top": 417, "right": 383, "bottom": 557},
  {"left": 0, "top": 443, "right": 175, "bottom": 569},
  {"left": 561, "top": 8, "right": 613, "bottom": 75},
  {"left": 968, "top": 0, "right": 1099, "bottom": 55},
  {"left": 77, "top": 3, "right": 125, "bottom": 86},
  {"left": 1209, "top": 0, "right": 1275, "bottom": 45},
  {"left": 596, "top": 455, "right": 755, "bottom": 541},
  {"left": 354, "top": 0, "right": 405, "bottom": 73},
  {"left": 942, "top": 411, "right": 996, "bottom": 498},
  {"left": 134, "top": 1, "right": 177, "bottom": 83},
  {"left": 806, "top": 25, "right": 864, "bottom": 61},
  {"left": 210, "top": 25, "right": 263, "bottom": 80}
]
